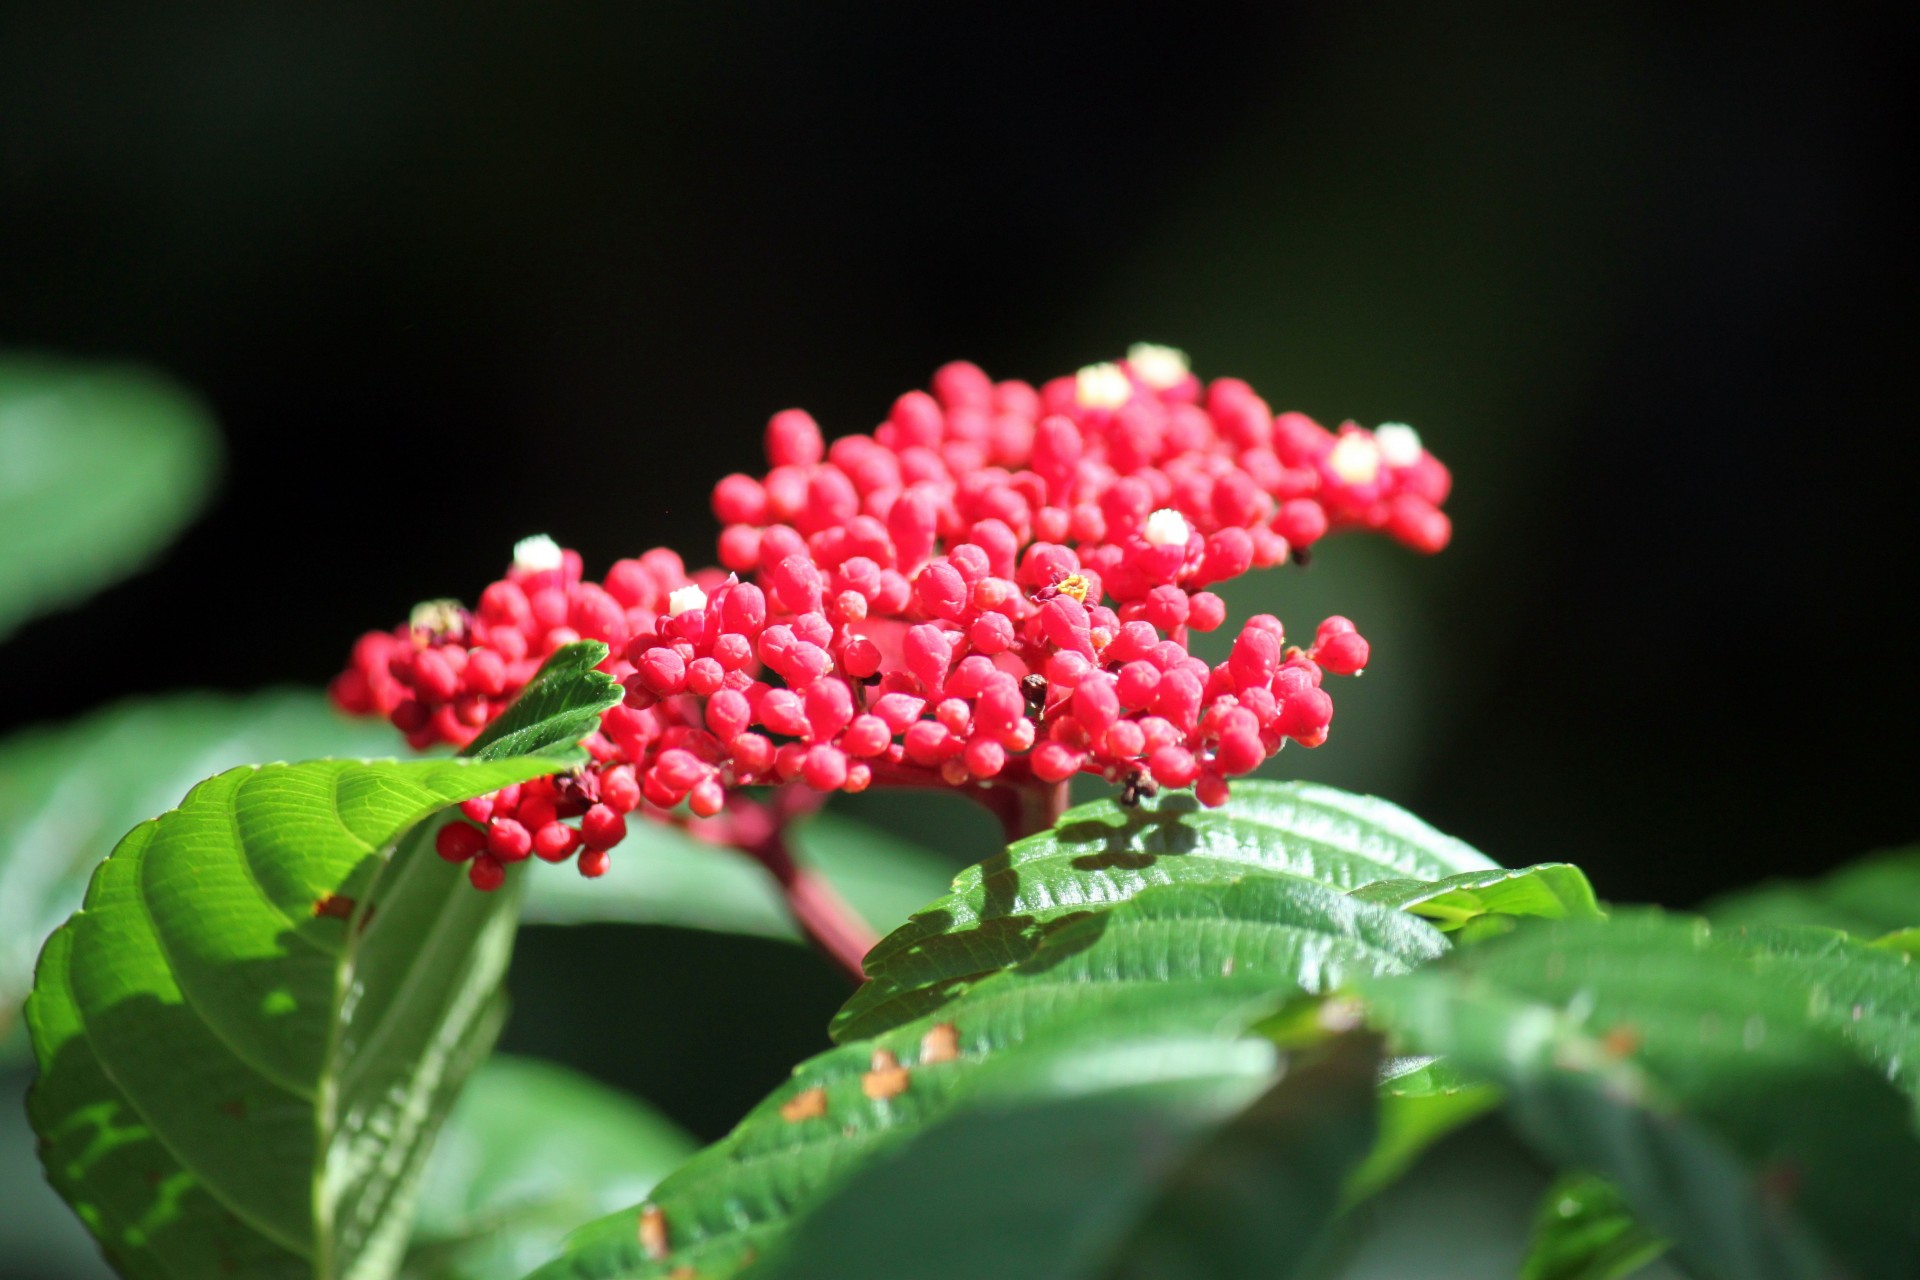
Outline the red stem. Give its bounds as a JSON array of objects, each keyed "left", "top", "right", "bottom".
[
  {"left": 741, "top": 818, "right": 876, "bottom": 983},
  {"left": 682, "top": 767, "right": 1071, "bottom": 984}
]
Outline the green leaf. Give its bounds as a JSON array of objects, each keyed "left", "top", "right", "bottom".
[
  {"left": 752, "top": 1030, "right": 1381, "bottom": 1280},
  {"left": 0, "top": 691, "right": 400, "bottom": 1053},
  {"left": 520, "top": 811, "right": 956, "bottom": 943},
  {"left": 1716, "top": 922, "right": 1920, "bottom": 1102},
  {"left": 1350, "top": 862, "right": 1602, "bottom": 931},
  {"left": 834, "top": 780, "right": 1494, "bottom": 1042},
  {"left": 26, "top": 643, "right": 620, "bottom": 1280},
  {"left": 1520, "top": 1173, "right": 1670, "bottom": 1280},
  {"left": 403, "top": 1056, "right": 695, "bottom": 1280},
  {"left": 0, "top": 354, "right": 220, "bottom": 640},
  {"left": 1342, "top": 1079, "right": 1501, "bottom": 1207},
  {"left": 1707, "top": 844, "right": 1920, "bottom": 936},
  {"left": 1359, "top": 912, "right": 1920, "bottom": 1280},
  {"left": 529, "top": 877, "right": 1441, "bottom": 1279},
  {"left": 0, "top": 680, "right": 949, "bottom": 1057}
]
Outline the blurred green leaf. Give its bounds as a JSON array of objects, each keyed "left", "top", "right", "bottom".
[
  {"left": 520, "top": 810, "right": 955, "bottom": 944},
  {"left": 1717, "top": 922, "right": 1920, "bottom": 1102},
  {"left": 0, "top": 354, "right": 220, "bottom": 640},
  {"left": 527, "top": 874, "right": 1439, "bottom": 1279},
  {"left": 0, "top": 690, "right": 399, "bottom": 1055},
  {"left": 1520, "top": 1173, "right": 1669, "bottom": 1280},
  {"left": 1342, "top": 1080, "right": 1502, "bottom": 1207},
  {"left": 835, "top": 779, "right": 1495, "bottom": 1042},
  {"left": 1359, "top": 912, "right": 1920, "bottom": 1280},
  {"left": 404, "top": 1056, "right": 695, "bottom": 1280},
  {"left": 1351, "top": 863, "right": 1602, "bottom": 931},
  {"left": 26, "top": 643, "right": 618, "bottom": 1280},
  {"left": 756, "top": 1031, "right": 1381, "bottom": 1280},
  {"left": 1706, "top": 845, "right": 1920, "bottom": 936}
]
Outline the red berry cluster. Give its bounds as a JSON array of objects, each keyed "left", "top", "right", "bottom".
[{"left": 333, "top": 347, "right": 1450, "bottom": 889}]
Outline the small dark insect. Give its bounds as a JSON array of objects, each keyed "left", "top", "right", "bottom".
[
  {"left": 1020, "top": 673, "right": 1049, "bottom": 718},
  {"left": 1291, "top": 546, "right": 1313, "bottom": 568},
  {"left": 1118, "top": 774, "right": 1159, "bottom": 808}
]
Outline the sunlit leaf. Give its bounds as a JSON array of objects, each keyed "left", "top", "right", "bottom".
[
  {"left": 835, "top": 780, "right": 1494, "bottom": 1042},
  {"left": 26, "top": 644, "right": 619, "bottom": 1280}
]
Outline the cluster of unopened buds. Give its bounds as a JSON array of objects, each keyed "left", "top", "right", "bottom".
[{"left": 333, "top": 345, "right": 1451, "bottom": 893}]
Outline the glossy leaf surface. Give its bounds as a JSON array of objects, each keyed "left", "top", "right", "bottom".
[
  {"left": 1350, "top": 862, "right": 1602, "bottom": 931},
  {"left": 835, "top": 780, "right": 1493, "bottom": 1042},
  {"left": 26, "top": 644, "right": 619, "bottom": 1280}
]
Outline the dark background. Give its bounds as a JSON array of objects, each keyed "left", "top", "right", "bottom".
[{"left": 3, "top": 0, "right": 1916, "bottom": 1147}]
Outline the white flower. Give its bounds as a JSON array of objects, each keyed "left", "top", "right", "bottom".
[
  {"left": 1125, "top": 342, "right": 1190, "bottom": 390},
  {"left": 1373, "top": 423, "right": 1423, "bottom": 468},
  {"left": 1075, "top": 361, "right": 1132, "bottom": 409},
  {"left": 409, "top": 598, "right": 464, "bottom": 637},
  {"left": 512, "top": 533, "right": 564, "bottom": 574},
  {"left": 1327, "top": 434, "right": 1383, "bottom": 486},
  {"left": 667, "top": 583, "right": 708, "bottom": 616},
  {"left": 1143, "top": 507, "right": 1192, "bottom": 547}
]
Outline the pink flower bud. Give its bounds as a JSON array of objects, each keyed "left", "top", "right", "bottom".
[
  {"left": 767, "top": 408, "right": 824, "bottom": 467},
  {"left": 713, "top": 473, "right": 768, "bottom": 525},
  {"left": 1030, "top": 740, "right": 1085, "bottom": 783}
]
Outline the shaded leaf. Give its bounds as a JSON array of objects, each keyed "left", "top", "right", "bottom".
[
  {"left": 755, "top": 1031, "right": 1380, "bottom": 1280},
  {"left": 520, "top": 811, "right": 955, "bottom": 944},
  {"left": 835, "top": 780, "right": 1493, "bottom": 1042},
  {"left": 26, "top": 644, "right": 620, "bottom": 1280},
  {"left": 1342, "top": 1080, "right": 1502, "bottom": 1207},
  {"left": 404, "top": 1056, "right": 695, "bottom": 1280},
  {"left": 1520, "top": 1173, "right": 1669, "bottom": 1280},
  {"left": 0, "top": 354, "right": 220, "bottom": 639},
  {"left": 1359, "top": 912, "right": 1920, "bottom": 1280}
]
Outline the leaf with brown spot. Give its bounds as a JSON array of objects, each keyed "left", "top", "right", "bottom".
[
  {"left": 1601, "top": 1023, "right": 1641, "bottom": 1058},
  {"left": 312, "top": 893, "right": 355, "bottom": 921},
  {"left": 919, "top": 1022, "right": 960, "bottom": 1064},
  {"left": 862, "top": 1048, "right": 910, "bottom": 1101},
  {"left": 639, "top": 1204, "right": 670, "bottom": 1261},
  {"left": 780, "top": 1087, "right": 829, "bottom": 1123}
]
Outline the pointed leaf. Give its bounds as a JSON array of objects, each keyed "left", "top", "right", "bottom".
[
  {"left": 835, "top": 780, "right": 1493, "bottom": 1042},
  {"left": 1351, "top": 863, "right": 1603, "bottom": 931},
  {"left": 26, "top": 643, "right": 620, "bottom": 1280},
  {"left": 0, "top": 355, "right": 220, "bottom": 639}
]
